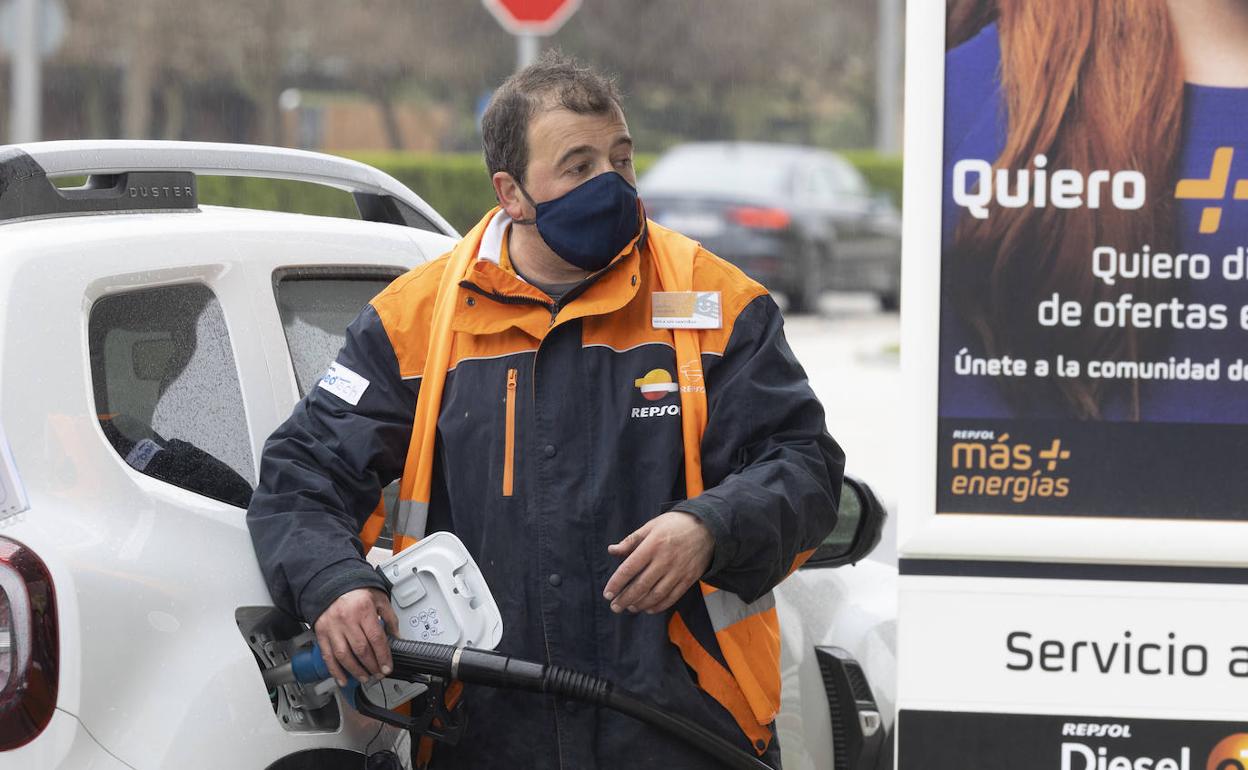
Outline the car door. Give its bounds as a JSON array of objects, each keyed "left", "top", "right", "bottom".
[
  {"left": 0, "top": 217, "right": 389, "bottom": 768},
  {"left": 237, "top": 217, "right": 450, "bottom": 549}
]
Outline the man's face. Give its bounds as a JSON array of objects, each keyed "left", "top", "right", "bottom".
[{"left": 515, "top": 103, "right": 636, "bottom": 211}]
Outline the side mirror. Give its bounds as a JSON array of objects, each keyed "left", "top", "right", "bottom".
[{"left": 804, "top": 475, "right": 887, "bottom": 568}]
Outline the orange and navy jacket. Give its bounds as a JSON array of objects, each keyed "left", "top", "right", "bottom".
[{"left": 246, "top": 208, "right": 845, "bottom": 769}]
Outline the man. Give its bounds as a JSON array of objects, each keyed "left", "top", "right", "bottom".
[{"left": 247, "top": 52, "right": 843, "bottom": 769}]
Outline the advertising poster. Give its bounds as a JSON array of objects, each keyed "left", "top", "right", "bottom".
[
  {"left": 903, "top": 712, "right": 1248, "bottom": 770},
  {"left": 899, "top": 2, "right": 1248, "bottom": 767},
  {"left": 897, "top": 572, "right": 1248, "bottom": 769},
  {"left": 937, "top": 0, "right": 1248, "bottom": 519}
]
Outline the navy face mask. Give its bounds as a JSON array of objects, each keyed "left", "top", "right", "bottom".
[{"left": 515, "top": 171, "right": 641, "bottom": 272}]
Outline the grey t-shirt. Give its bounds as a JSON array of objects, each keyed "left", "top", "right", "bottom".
[{"left": 514, "top": 265, "right": 585, "bottom": 305}]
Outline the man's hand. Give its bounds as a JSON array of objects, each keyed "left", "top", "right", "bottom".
[
  {"left": 603, "top": 511, "right": 715, "bottom": 615},
  {"left": 313, "top": 587, "right": 399, "bottom": 686}
]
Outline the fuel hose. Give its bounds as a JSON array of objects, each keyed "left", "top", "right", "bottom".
[
  {"left": 387, "top": 638, "right": 774, "bottom": 770},
  {"left": 271, "top": 637, "right": 773, "bottom": 770}
]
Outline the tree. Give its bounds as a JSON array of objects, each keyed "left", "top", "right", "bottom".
[
  {"left": 556, "top": 0, "right": 882, "bottom": 148},
  {"left": 46, "top": 0, "right": 884, "bottom": 149},
  {"left": 299, "top": 0, "right": 513, "bottom": 150},
  {"left": 60, "top": 0, "right": 300, "bottom": 142}
]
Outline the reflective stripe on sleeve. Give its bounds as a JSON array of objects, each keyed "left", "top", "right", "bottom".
[{"left": 703, "top": 589, "right": 777, "bottom": 633}]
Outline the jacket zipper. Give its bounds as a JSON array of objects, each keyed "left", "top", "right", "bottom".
[
  {"left": 503, "top": 368, "right": 517, "bottom": 497},
  {"left": 459, "top": 247, "right": 632, "bottom": 329},
  {"left": 460, "top": 281, "right": 552, "bottom": 310}
]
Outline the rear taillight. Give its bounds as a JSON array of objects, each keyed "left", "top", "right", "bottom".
[
  {"left": 729, "top": 206, "right": 792, "bottom": 230},
  {"left": 0, "top": 537, "right": 57, "bottom": 750}
]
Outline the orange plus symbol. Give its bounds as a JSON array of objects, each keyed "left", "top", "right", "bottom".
[
  {"left": 1037, "top": 439, "right": 1070, "bottom": 472},
  {"left": 1175, "top": 147, "right": 1248, "bottom": 234}
]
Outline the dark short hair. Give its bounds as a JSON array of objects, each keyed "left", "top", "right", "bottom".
[{"left": 482, "top": 50, "right": 622, "bottom": 186}]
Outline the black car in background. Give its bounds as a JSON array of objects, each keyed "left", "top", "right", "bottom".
[{"left": 640, "top": 142, "right": 901, "bottom": 313}]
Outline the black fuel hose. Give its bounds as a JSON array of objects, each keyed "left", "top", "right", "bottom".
[{"left": 388, "top": 638, "right": 773, "bottom": 770}]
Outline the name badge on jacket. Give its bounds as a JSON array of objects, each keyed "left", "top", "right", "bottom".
[{"left": 652, "top": 291, "right": 721, "bottom": 329}]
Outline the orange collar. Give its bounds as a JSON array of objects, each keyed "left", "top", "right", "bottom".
[{"left": 450, "top": 208, "right": 646, "bottom": 340}]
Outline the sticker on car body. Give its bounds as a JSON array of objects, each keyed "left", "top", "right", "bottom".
[{"left": 0, "top": 423, "right": 29, "bottom": 519}]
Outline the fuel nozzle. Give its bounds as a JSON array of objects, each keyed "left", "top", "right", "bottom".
[
  {"left": 261, "top": 660, "right": 295, "bottom": 689},
  {"left": 262, "top": 645, "right": 340, "bottom": 689}
]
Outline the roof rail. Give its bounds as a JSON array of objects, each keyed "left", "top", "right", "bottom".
[{"left": 0, "top": 140, "right": 459, "bottom": 236}]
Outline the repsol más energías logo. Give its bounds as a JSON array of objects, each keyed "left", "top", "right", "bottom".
[{"left": 948, "top": 431, "right": 1071, "bottom": 503}]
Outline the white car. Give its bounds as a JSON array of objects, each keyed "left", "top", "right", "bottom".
[{"left": 0, "top": 141, "right": 894, "bottom": 769}]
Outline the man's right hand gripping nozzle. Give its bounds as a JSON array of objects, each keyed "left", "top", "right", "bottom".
[{"left": 313, "top": 587, "right": 399, "bottom": 686}]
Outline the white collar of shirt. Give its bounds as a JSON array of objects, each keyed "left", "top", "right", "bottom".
[
  {"left": 476, "top": 209, "right": 537, "bottom": 287},
  {"left": 477, "top": 209, "right": 516, "bottom": 272}
]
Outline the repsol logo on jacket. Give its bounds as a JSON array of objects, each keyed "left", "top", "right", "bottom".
[
  {"left": 632, "top": 368, "right": 680, "bottom": 418},
  {"left": 635, "top": 368, "right": 678, "bottom": 400},
  {"left": 632, "top": 404, "right": 681, "bottom": 419}
]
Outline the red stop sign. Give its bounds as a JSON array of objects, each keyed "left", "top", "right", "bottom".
[{"left": 482, "top": 0, "right": 581, "bottom": 35}]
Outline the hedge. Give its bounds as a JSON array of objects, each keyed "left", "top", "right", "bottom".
[
  {"left": 839, "top": 150, "right": 904, "bottom": 209},
  {"left": 195, "top": 150, "right": 903, "bottom": 235}
]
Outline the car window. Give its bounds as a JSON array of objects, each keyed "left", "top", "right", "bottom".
[
  {"left": 802, "top": 165, "right": 841, "bottom": 203},
  {"left": 827, "top": 158, "right": 870, "bottom": 198},
  {"left": 89, "top": 284, "right": 255, "bottom": 508},
  {"left": 274, "top": 270, "right": 401, "bottom": 395},
  {"left": 274, "top": 268, "right": 404, "bottom": 548},
  {"left": 642, "top": 147, "right": 796, "bottom": 197},
  {"left": 391, "top": 199, "right": 445, "bottom": 235}
]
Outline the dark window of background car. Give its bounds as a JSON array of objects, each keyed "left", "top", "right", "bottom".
[
  {"left": 803, "top": 164, "right": 841, "bottom": 203},
  {"left": 89, "top": 284, "right": 256, "bottom": 508},
  {"left": 826, "top": 157, "right": 871, "bottom": 199},
  {"left": 273, "top": 267, "right": 406, "bottom": 547}
]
